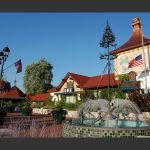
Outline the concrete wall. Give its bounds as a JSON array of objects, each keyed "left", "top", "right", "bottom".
[{"left": 32, "top": 108, "right": 51, "bottom": 115}]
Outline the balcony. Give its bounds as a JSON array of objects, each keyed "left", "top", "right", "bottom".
[{"left": 64, "top": 87, "right": 74, "bottom": 93}]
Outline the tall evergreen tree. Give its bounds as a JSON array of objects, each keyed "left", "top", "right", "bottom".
[
  {"left": 23, "top": 59, "right": 53, "bottom": 95},
  {"left": 99, "top": 21, "right": 116, "bottom": 101},
  {"left": 99, "top": 21, "right": 116, "bottom": 48}
]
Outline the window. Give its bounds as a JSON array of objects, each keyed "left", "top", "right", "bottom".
[{"left": 128, "top": 71, "right": 137, "bottom": 81}]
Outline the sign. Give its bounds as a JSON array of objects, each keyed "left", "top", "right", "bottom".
[{"left": 121, "top": 81, "right": 140, "bottom": 91}]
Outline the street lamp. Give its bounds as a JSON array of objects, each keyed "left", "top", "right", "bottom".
[{"left": 0, "top": 46, "right": 10, "bottom": 80}]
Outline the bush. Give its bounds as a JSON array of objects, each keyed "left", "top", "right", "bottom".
[
  {"left": 80, "top": 90, "right": 95, "bottom": 102},
  {"left": 51, "top": 101, "right": 67, "bottom": 123},
  {"left": 20, "top": 99, "right": 32, "bottom": 116},
  {"left": 100, "top": 88, "right": 126, "bottom": 100},
  {"left": 5, "top": 101, "right": 14, "bottom": 112},
  {"left": 113, "top": 88, "right": 127, "bottom": 99},
  {"left": 32, "top": 102, "right": 43, "bottom": 108},
  {"left": 128, "top": 90, "right": 150, "bottom": 112},
  {"left": 63, "top": 101, "right": 82, "bottom": 111},
  {"left": 44, "top": 99, "right": 55, "bottom": 109}
]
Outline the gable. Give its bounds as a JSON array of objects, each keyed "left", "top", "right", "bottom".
[{"left": 60, "top": 75, "right": 83, "bottom": 92}]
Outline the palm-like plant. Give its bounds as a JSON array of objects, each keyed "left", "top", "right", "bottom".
[
  {"left": 21, "top": 99, "right": 32, "bottom": 116},
  {"left": 51, "top": 101, "right": 67, "bottom": 123}
]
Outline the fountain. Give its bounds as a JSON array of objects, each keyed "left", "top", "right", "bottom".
[{"left": 62, "top": 99, "right": 150, "bottom": 138}]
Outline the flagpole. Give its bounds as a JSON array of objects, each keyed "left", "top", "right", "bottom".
[
  {"left": 3, "top": 62, "right": 15, "bottom": 71},
  {"left": 141, "top": 22, "right": 148, "bottom": 93}
]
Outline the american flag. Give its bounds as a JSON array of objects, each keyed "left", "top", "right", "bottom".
[
  {"left": 128, "top": 54, "right": 143, "bottom": 68},
  {"left": 15, "top": 59, "right": 22, "bottom": 73}
]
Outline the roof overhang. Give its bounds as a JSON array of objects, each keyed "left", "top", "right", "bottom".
[
  {"left": 0, "top": 96, "right": 25, "bottom": 100},
  {"left": 53, "top": 91, "right": 77, "bottom": 95},
  {"left": 110, "top": 42, "right": 150, "bottom": 55}
]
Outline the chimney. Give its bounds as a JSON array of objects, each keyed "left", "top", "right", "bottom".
[{"left": 132, "top": 17, "right": 142, "bottom": 31}]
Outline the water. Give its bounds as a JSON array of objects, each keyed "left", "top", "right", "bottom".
[
  {"left": 78, "top": 99, "right": 109, "bottom": 117},
  {"left": 64, "top": 98, "right": 150, "bottom": 138},
  {"left": 72, "top": 118, "right": 150, "bottom": 128},
  {"left": 110, "top": 99, "right": 141, "bottom": 114},
  {"left": 77, "top": 98, "right": 142, "bottom": 127}
]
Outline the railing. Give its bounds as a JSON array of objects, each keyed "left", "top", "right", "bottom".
[
  {"left": 0, "top": 115, "right": 63, "bottom": 138},
  {"left": 1, "top": 115, "right": 53, "bottom": 127}
]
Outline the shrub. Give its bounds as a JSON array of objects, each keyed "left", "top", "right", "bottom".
[
  {"left": 80, "top": 90, "right": 95, "bottom": 101},
  {"left": 44, "top": 99, "right": 55, "bottom": 109},
  {"left": 20, "top": 99, "right": 32, "bottom": 116},
  {"left": 63, "top": 102, "right": 82, "bottom": 111},
  {"left": 51, "top": 101, "right": 67, "bottom": 123},
  {"left": 128, "top": 90, "right": 150, "bottom": 112},
  {"left": 5, "top": 101, "right": 14, "bottom": 112},
  {"left": 100, "top": 88, "right": 126, "bottom": 100}
]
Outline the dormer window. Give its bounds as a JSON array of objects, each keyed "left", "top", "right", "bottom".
[{"left": 68, "top": 81, "right": 74, "bottom": 88}]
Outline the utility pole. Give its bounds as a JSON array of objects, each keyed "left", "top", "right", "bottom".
[{"left": 0, "top": 46, "right": 10, "bottom": 93}]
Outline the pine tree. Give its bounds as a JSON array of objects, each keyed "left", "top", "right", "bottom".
[{"left": 99, "top": 21, "right": 116, "bottom": 48}]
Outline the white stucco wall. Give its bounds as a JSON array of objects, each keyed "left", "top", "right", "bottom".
[
  {"left": 114, "top": 45, "right": 150, "bottom": 92},
  {"left": 136, "top": 71, "right": 150, "bottom": 91}
]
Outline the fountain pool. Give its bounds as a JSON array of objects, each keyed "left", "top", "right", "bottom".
[{"left": 62, "top": 99, "right": 150, "bottom": 138}]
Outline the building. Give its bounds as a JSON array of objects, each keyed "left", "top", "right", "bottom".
[
  {"left": 30, "top": 93, "right": 50, "bottom": 102},
  {"left": 28, "top": 17, "right": 150, "bottom": 104},
  {"left": 0, "top": 85, "right": 26, "bottom": 104},
  {"left": 48, "top": 72, "right": 119, "bottom": 103},
  {"left": 110, "top": 17, "right": 150, "bottom": 91}
]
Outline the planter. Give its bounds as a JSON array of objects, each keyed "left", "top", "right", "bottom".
[
  {"left": 51, "top": 109, "right": 67, "bottom": 123},
  {"left": 22, "top": 109, "right": 32, "bottom": 116},
  {"left": 0, "top": 111, "right": 7, "bottom": 126}
]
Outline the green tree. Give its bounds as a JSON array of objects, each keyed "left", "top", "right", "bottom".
[
  {"left": 23, "top": 59, "right": 53, "bottom": 95},
  {"left": 99, "top": 21, "right": 116, "bottom": 49},
  {"left": 100, "top": 88, "right": 126, "bottom": 100},
  {"left": 116, "top": 74, "right": 129, "bottom": 82}
]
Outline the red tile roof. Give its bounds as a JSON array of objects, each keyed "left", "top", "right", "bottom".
[
  {"left": 55, "top": 72, "right": 90, "bottom": 90},
  {"left": 48, "top": 72, "right": 119, "bottom": 92},
  {"left": 0, "top": 85, "right": 26, "bottom": 99},
  {"left": 30, "top": 93, "right": 50, "bottom": 102},
  {"left": 110, "top": 17, "right": 150, "bottom": 55},
  {"left": 69, "top": 73, "right": 90, "bottom": 88},
  {"left": 47, "top": 87, "right": 60, "bottom": 93},
  {"left": 83, "top": 74, "right": 119, "bottom": 89}
]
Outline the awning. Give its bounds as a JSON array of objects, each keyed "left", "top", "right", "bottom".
[
  {"left": 121, "top": 87, "right": 137, "bottom": 91},
  {"left": 120, "top": 81, "right": 140, "bottom": 91}
]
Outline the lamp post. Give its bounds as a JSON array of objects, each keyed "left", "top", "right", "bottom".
[
  {"left": 140, "top": 23, "right": 148, "bottom": 93},
  {"left": 0, "top": 46, "right": 10, "bottom": 87}
]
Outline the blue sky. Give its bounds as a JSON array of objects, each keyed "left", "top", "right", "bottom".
[{"left": 0, "top": 13, "right": 150, "bottom": 92}]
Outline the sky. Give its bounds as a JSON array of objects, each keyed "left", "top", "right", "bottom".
[{"left": 0, "top": 13, "right": 150, "bottom": 92}]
